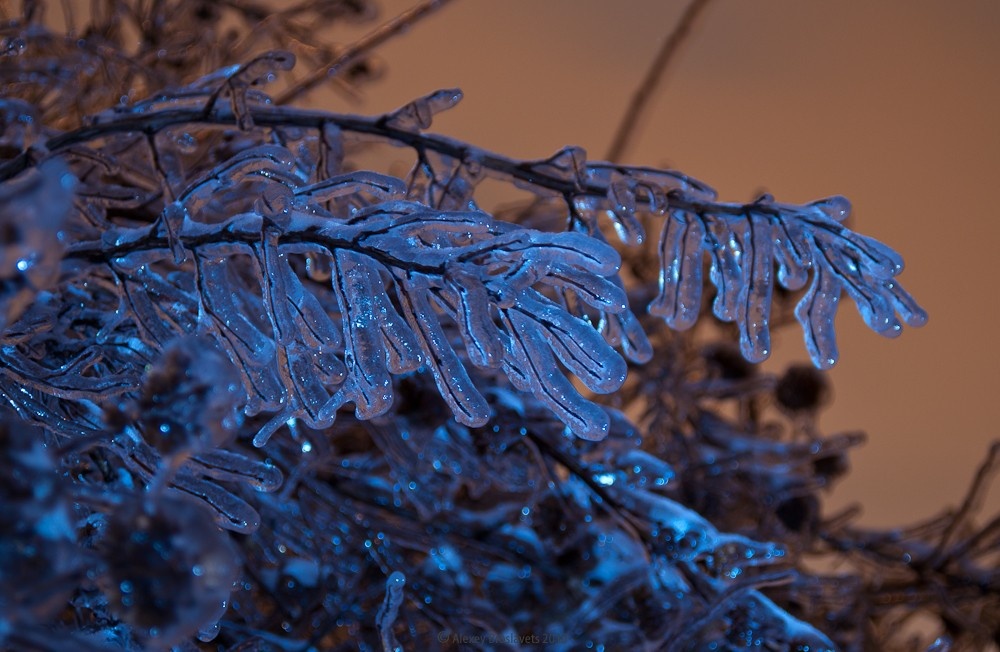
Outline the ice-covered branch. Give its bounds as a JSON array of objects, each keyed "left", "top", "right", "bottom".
[
  {"left": 5, "top": 84, "right": 925, "bottom": 371},
  {"left": 65, "top": 194, "right": 630, "bottom": 442}
]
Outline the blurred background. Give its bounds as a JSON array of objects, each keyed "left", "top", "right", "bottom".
[{"left": 340, "top": 0, "right": 1000, "bottom": 528}]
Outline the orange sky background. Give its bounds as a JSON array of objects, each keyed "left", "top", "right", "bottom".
[{"left": 330, "top": 0, "right": 1000, "bottom": 527}]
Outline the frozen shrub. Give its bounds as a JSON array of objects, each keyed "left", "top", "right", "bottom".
[{"left": 0, "top": 2, "right": 996, "bottom": 651}]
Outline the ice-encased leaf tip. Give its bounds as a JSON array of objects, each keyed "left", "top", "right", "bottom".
[
  {"left": 647, "top": 193, "right": 925, "bottom": 369},
  {"left": 384, "top": 88, "right": 463, "bottom": 132}
]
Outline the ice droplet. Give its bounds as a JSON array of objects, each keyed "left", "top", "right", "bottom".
[
  {"left": 301, "top": 252, "right": 329, "bottom": 282},
  {"left": 175, "top": 132, "right": 197, "bottom": 154}
]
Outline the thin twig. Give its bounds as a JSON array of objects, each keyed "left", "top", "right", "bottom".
[
  {"left": 275, "top": 0, "right": 456, "bottom": 105},
  {"left": 605, "top": 0, "right": 714, "bottom": 164},
  {"left": 932, "top": 441, "right": 1000, "bottom": 562},
  {"left": 6, "top": 102, "right": 729, "bottom": 210}
]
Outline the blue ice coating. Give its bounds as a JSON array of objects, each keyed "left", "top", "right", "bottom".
[
  {"left": 397, "top": 272, "right": 492, "bottom": 428},
  {"left": 385, "top": 88, "right": 463, "bottom": 132},
  {"left": 376, "top": 571, "right": 407, "bottom": 652},
  {"left": 110, "top": 191, "right": 638, "bottom": 442},
  {"left": 0, "top": 46, "right": 948, "bottom": 650},
  {"left": 606, "top": 176, "right": 645, "bottom": 245},
  {"left": 515, "top": 290, "right": 627, "bottom": 393},
  {"left": 650, "top": 195, "right": 926, "bottom": 367},
  {"left": 176, "top": 145, "right": 300, "bottom": 215},
  {"left": 294, "top": 171, "right": 406, "bottom": 204},
  {"left": 526, "top": 145, "right": 589, "bottom": 188},
  {"left": 278, "top": 201, "right": 631, "bottom": 439},
  {"left": 331, "top": 249, "right": 396, "bottom": 420}
]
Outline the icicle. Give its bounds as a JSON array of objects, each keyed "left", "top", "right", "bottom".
[
  {"left": 796, "top": 265, "right": 841, "bottom": 369},
  {"left": 737, "top": 216, "right": 774, "bottom": 362},
  {"left": 649, "top": 211, "right": 705, "bottom": 330}
]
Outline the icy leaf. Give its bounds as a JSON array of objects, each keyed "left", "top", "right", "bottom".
[
  {"left": 645, "top": 193, "right": 924, "bottom": 367},
  {"left": 737, "top": 216, "right": 774, "bottom": 361},
  {"left": 446, "top": 266, "right": 505, "bottom": 369},
  {"left": 822, "top": 245, "right": 900, "bottom": 336},
  {"left": 384, "top": 88, "right": 463, "bottom": 132},
  {"left": 502, "top": 308, "right": 610, "bottom": 440},
  {"left": 773, "top": 217, "right": 810, "bottom": 290},
  {"left": 615, "top": 309, "right": 654, "bottom": 363},
  {"left": 482, "top": 230, "right": 622, "bottom": 289},
  {"left": 191, "top": 449, "right": 283, "bottom": 492},
  {"left": 332, "top": 249, "right": 394, "bottom": 420},
  {"left": 397, "top": 273, "right": 490, "bottom": 428},
  {"left": 171, "top": 474, "right": 262, "bottom": 534},
  {"left": 376, "top": 571, "right": 406, "bottom": 652},
  {"left": 196, "top": 256, "right": 284, "bottom": 414},
  {"left": 281, "top": 257, "right": 343, "bottom": 352},
  {"left": 516, "top": 290, "right": 627, "bottom": 394},
  {"left": 704, "top": 216, "right": 743, "bottom": 323},
  {"left": 541, "top": 263, "right": 628, "bottom": 313},
  {"left": 649, "top": 211, "right": 705, "bottom": 330},
  {"left": 795, "top": 264, "right": 841, "bottom": 370},
  {"left": 606, "top": 176, "right": 644, "bottom": 245},
  {"left": 375, "top": 292, "right": 424, "bottom": 375}
]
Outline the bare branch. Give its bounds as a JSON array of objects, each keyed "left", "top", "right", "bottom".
[
  {"left": 275, "top": 0, "right": 458, "bottom": 104},
  {"left": 605, "top": 0, "right": 715, "bottom": 164}
]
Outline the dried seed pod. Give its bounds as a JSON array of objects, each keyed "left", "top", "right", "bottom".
[{"left": 775, "top": 364, "right": 830, "bottom": 413}]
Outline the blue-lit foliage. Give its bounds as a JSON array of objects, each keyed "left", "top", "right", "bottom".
[{"left": 1, "top": 2, "right": 995, "bottom": 652}]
